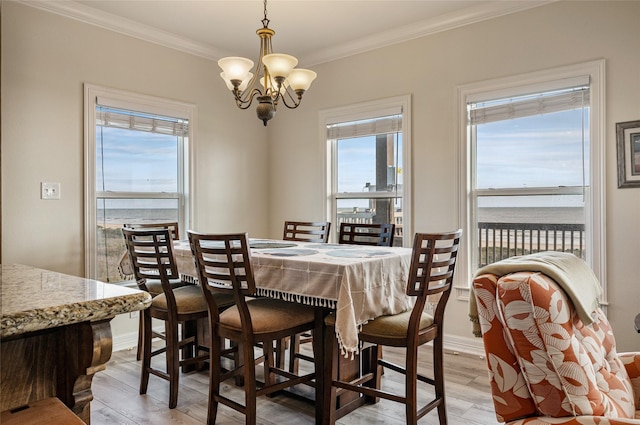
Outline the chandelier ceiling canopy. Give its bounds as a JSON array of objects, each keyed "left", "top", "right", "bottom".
[{"left": 218, "top": 0, "right": 317, "bottom": 126}]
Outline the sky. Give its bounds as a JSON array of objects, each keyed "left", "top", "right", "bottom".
[
  {"left": 97, "top": 127, "right": 178, "bottom": 193},
  {"left": 336, "top": 134, "right": 402, "bottom": 193},
  {"left": 476, "top": 108, "right": 589, "bottom": 190},
  {"left": 97, "top": 107, "right": 588, "bottom": 209}
]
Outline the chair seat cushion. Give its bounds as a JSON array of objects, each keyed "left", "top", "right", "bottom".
[
  {"left": 152, "top": 284, "right": 210, "bottom": 314},
  {"left": 325, "top": 310, "right": 434, "bottom": 341},
  {"left": 143, "top": 278, "right": 190, "bottom": 297},
  {"left": 219, "top": 298, "right": 315, "bottom": 335}
]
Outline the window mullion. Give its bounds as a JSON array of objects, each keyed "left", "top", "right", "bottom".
[
  {"left": 96, "top": 191, "right": 180, "bottom": 199},
  {"left": 335, "top": 192, "right": 401, "bottom": 199}
]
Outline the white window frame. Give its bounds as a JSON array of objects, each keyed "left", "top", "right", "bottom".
[
  {"left": 319, "top": 95, "right": 412, "bottom": 246},
  {"left": 455, "top": 60, "right": 606, "bottom": 302},
  {"left": 83, "top": 84, "right": 196, "bottom": 280}
]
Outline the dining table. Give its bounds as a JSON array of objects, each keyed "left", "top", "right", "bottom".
[
  {"left": 174, "top": 238, "right": 414, "bottom": 353},
  {"left": 172, "top": 237, "right": 415, "bottom": 423}
]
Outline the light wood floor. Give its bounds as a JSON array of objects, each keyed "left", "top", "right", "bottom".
[{"left": 92, "top": 343, "right": 501, "bottom": 425}]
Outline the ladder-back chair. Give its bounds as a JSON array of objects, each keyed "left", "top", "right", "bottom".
[
  {"left": 338, "top": 222, "right": 395, "bottom": 247},
  {"left": 283, "top": 221, "right": 331, "bottom": 243},
  {"left": 123, "top": 227, "right": 234, "bottom": 409},
  {"left": 323, "top": 230, "right": 462, "bottom": 425},
  {"left": 122, "top": 222, "right": 186, "bottom": 361},
  {"left": 189, "top": 231, "right": 321, "bottom": 425}
]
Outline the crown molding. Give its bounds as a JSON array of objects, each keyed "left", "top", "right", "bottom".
[
  {"left": 301, "top": 0, "right": 556, "bottom": 66},
  {"left": 16, "top": 0, "right": 233, "bottom": 60},
  {"left": 17, "top": 0, "right": 555, "bottom": 66}
]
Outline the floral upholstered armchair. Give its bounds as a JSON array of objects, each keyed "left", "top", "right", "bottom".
[{"left": 470, "top": 252, "right": 640, "bottom": 425}]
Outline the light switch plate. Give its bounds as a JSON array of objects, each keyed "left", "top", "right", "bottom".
[{"left": 41, "top": 182, "right": 61, "bottom": 200}]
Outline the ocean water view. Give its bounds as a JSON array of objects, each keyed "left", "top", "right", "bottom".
[
  {"left": 97, "top": 208, "right": 179, "bottom": 227},
  {"left": 477, "top": 207, "right": 584, "bottom": 224},
  {"left": 97, "top": 206, "right": 584, "bottom": 227},
  {"left": 96, "top": 207, "right": 585, "bottom": 283}
]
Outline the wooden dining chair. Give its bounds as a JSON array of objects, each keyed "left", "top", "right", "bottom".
[
  {"left": 323, "top": 229, "right": 462, "bottom": 425},
  {"left": 188, "top": 231, "right": 320, "bottom": 425},
  {"left": 122, "top": 222, "right": 187, "bottom": 361},
  {"left": 283, "top": 220, "right": 331, "bottom": 243},
  {"left": 338, "top": 222, "right": 395, "bottom": 247},
  {"left": 124, "top": 221, "right": 181, "bottom": 240},
  {"left": 123, "top": 227, "right": 235, "bottom": 409}
]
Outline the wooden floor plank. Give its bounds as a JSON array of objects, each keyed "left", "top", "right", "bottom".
[{"left": 92, "top": 344, "right": 500, "bottom": 424}]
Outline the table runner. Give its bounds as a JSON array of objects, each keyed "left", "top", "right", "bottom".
[{"left": 173, "top": 239, "right": 413, "bottom": 355}]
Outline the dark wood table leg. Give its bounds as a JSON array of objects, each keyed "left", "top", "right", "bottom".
[
  {"left": 362, "top": 344, "right": 382, "bottom": 403},
  {"left": 322, "top": 314, "right": 338, "bottom": 425},
  {"left": 321, "top": 321, "right": 376, "bottom": 424},
  {"left": 314, "top": 307, "right": 327, "bottom": 425},
  {"left": 181, "top": 319, "right": 197, "bottom": 372}
]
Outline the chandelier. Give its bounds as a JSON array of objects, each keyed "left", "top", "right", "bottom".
[{"left": 217, "top": 0, "right": 317, "bottom": 126}]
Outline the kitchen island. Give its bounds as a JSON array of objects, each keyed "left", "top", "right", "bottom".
[{"left": 1, "top": 264, "right": 151, "bottom": 424}]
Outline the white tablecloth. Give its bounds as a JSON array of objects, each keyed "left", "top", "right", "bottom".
[{"left": 173, "top": 239, "right": 414, "bottom": 355}]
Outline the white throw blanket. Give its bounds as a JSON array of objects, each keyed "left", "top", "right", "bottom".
[{"left": 470, "top": 251, "right": 602, "bottom": 336}]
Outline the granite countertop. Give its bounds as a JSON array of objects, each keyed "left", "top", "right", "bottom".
[{"left": 0, "top": 264, "right": 151, "bottom": 339}]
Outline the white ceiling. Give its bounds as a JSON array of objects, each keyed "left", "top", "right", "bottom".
[{"left": 22, "top": 0, "right": 553, "bottom": 66}]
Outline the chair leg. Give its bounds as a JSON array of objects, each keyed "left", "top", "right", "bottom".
[
  {"left": 242, "top": 340, "right": 258, "bottom": 425},
  {"left": 207, "top": 329, "right": 222, "bottom": 425},
  {"left": 406, "top": 345, "right": 419, "bottom": 425},
  {"left": 166, "top": 319, "right": 180, "bottom": 409},
  {"left": 136, "top": 313, "right": 144, "bottom": 361},
  {"left": 263, "top": 340, "right": 275, "bottom": 390},
  {"left": 433, "top": 336, "right": 447, "bottom": 425},
  {"left": 275, "top": 337, "right": 287, "bottom": 370},
  {"left": 139, "top": 309, "right": 152, "bottom": 395},
  {"left": 231, "top": 339, "right": 244, "bottom": 387},
  {"left": 288, "top": 334, "right": 301, "bottom": 374}
]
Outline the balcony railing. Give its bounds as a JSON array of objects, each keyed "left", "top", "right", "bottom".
[
  {"left": 478, "top": 221, "right": 585, "bottom": 267},
  {"left": 337, "top": 211, "right": 404, "bottom": 245}
]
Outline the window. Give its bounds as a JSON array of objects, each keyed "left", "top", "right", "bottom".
[
  {"left": 457, "top": 61, "right": 605, "bottom": 293},
  {"left": 84, "top": 85, "right": 195, "bottom": 282},
  {"left": 321, "top": 95, "right": 411, "bottom": 246}
]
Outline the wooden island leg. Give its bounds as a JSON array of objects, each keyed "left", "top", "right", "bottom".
[
  {"left": 59, "top": 319, "right": 113, "bottom": 423},
  {"left": 1, "top": 319, "right": 113, "bottom": 425}
]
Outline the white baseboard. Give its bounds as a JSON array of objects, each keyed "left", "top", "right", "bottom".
[
  {"left": 112, "top": 329, "right": 140, "bottom": 353},
  {"left": 444, "top": 334, "right": 486, "bottom": 358},
  {"left": 112, "top": 325, "right": 165, "bottom": 353}
]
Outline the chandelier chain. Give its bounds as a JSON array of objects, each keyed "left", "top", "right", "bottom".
[{"left": 262, "top": 0, "right": 270, "bottom": 28}]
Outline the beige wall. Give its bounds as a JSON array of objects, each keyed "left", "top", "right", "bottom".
[
  {"left": 267, "top": 1, "right": 640, "bottom": 352},
  {"left": 3, "top": 1, "right": 639, "bottom": 351},
  {"left": 1, "top": 0, "right": 272, "bottom": 266},
  {"left": 1, "top": 1, "right": 271, "bottom": 339}
]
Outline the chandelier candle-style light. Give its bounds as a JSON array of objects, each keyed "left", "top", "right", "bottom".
[{"left": 218, "top": 0, "right": 317, "bottom": 126}]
